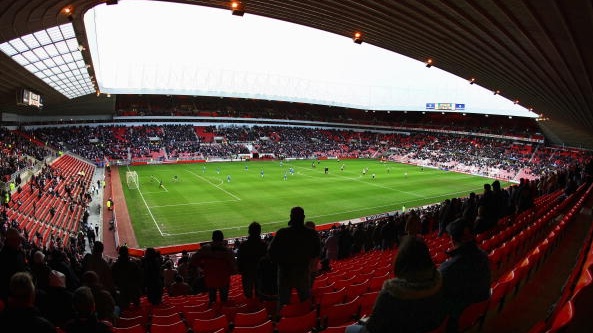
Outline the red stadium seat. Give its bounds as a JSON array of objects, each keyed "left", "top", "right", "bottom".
[
  {"left": 234, "top": 308, "right": 269, "bottom": 327},
  {"left": 113, "top": 324, "right": 146, "bottom": 333},
  {"left": 317, "top": 288, "right": 347, "bottom": 308},
  {"left": 151, "top": 312, "right": 182, "bottom": 325},
  {"left": 358, "top": 291, "right": 379, "bottom": 317},
  {"left": 185, "top": 308, "right": 218, "bottom": 322},
  {"left": 457, "top": 299, "right": 489, "bottom": 332},
  {"left": 345, "top": 280, "right": 370, "bottom": 301},
  {"left": 233, "top": 320, "right": 274, "bottom": 333},
  {"left": 313, "top": 324, "right": 350, "bottom": 333},
  {"left": 320, "top": 296, "right": 360, "bottom": 327},
  {"left": 547, "top": 301, "right": 573, "bottom": 333},
  {"left": 117, "top": 315, "right": 146, "bottom": 328},
  {"left": 279, "top": 299, "right": 314, "bottom": 318},
  {"left": 276, "top": 310, "right": 318, "bottom": 333},
  {"left": 192, "top": 314, "right": 228, "bottom": 333},
  {"left": 150, "top": 320, "right": 187, "bottom": 333}
]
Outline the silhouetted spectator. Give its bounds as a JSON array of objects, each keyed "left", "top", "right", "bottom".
[
  {"left": 0, "top": 272, "right": 56, "bottom": 333},
  {"left": 269, "top": 207, "right": 321, "bottom": 307},
  {"left": 142, "top": 248, "right": 163, "bottom": 305},
  {"left": 168, "top": 275, "right": 192, "bottom": 297},
  {"left": 0, "top": 228, "right": 28, "bottom": 301},
  {"left": 191, "top": 230, "right": 236, "bottom": 305},
  {"left": 237, "top": 222, "right": 267, "bottom": 298},
  {"left": 111, "top": 245, "right": 142, "bottom": 309},
  {"left": 81, "top": 271, "right": 116, "bottom": 324},
  {"left": 82, "top": 241, "right": 114, "bottom": 294},
  {"left": 41, "top": 270, "right": 74, "bottom": 327},
  {"left": 63, "top": 286, "right": 112, "bottom": 333},
  {"left": 439, "top": 218, "right": 491, "bottom": 332},
  {"left": 162, "top": 260, "right": 177, "bottom": 288}
]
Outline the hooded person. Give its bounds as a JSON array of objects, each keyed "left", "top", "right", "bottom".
[{"left": 346, "top": 236, "right": 445, "bottom": 333}]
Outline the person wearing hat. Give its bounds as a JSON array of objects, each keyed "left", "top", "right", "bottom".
[{"left": 439, "top": 218, "right": 491, "bottom": 332}]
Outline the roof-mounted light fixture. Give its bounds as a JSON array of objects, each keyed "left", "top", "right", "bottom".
[
  {"left": 469, "top": 77, "right": 476, "bottom": 85},
  {"left": 425, "top": 58, "right": 433, "bottom": 68},
  {"left": 61, "top": 6, "right": 74, "bottom": 21},
  {"left": 231, "top": 1, "right": 245, "bottom": 16},
  {"left": 353, "top": 32, "right": 363, "bottom": 44}
]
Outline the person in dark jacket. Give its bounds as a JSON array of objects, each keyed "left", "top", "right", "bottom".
[
  {"left": 237, "top": 222, "right": 267, "bottom": 298},
  {"left": 191, "top": 230, "right": 237, "bottom": 305},
  {"left": 142, "top": 247, "right": 163, "bottom": 305},
  {"left": 269, "top": 207, "right": 321, "bottom": 307},
  {"left": 111, "top": 246, "right": 142, "bottom": 309},
  {"left": 439, "top": 218, "right": 491, "bottom": 332},
  {"left": 63, "top": 286, "right": 112, "bottom": 333},
  {"left": 0, "top": 272, "right": 56, "bottom": 333},
  {"left": 346, "top": 236, "right": 445, "bottom": 333},
  {"left": 0, "top": 228, "right": 28, "bottom": 301}
]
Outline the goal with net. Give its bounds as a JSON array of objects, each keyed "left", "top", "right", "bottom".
[{"left": 126, "top": 171, "right": 139, "bottom": 190}]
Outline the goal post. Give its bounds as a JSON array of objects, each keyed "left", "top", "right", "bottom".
[{"left": 126, "top": 171, "right": 139, "bottom": 190}]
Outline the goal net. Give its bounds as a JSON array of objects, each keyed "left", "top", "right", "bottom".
[{"left": 126, "top": 171, "right": 139, "bottom": 190}]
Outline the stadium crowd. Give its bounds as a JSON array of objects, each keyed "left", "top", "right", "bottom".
[{"left": 26, "top": 124, "right": 590, "bottom": 182}]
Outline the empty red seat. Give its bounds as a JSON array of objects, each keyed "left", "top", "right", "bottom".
[{"left": 233, "top": 319, "right": 274, "bottom": 333}]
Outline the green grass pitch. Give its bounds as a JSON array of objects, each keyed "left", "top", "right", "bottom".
[{"left": 119, "top": 159, "right": 508, "bottom": 247}]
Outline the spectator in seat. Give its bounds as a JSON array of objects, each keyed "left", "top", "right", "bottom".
[
  {"left": 63, "top": 286, "right": 112, "bottom": 333},
  {"left": 162, "top": 260, "right": 177, "bottom": 288},
  {"left": 111, "top": 245, "right": 142, "bottom": 309},
  {"left": 191, "top": 230, "right": 237, "bottom": 305},
  {"left": 168, "top": 274, "right": 192, "bottom": 297},
  {"left": 439, "top": 218, "right": 491, "bottom": 332},
  {"left": 269, "top": 207, "right": 321, "bottom": 308},
  {"left": 346, "top": 236, "right": 445, "bottom": 333},
  {"left": 0, "top": 272, "right": 56, "bottom": 333},
  {"left": 31, "top": 250, "right": 52, "bottom": 292},
  {"left": 0, "top": 228, "right": 28, "bottom": 301},
  {"left": 40, "top": 270, "right": 74, "bottom": 328},
  {"left": 81, "top": 271, "right": 116, "bottom": 325},
  {"left": 237, "top": 222, "right": 267, "bottom": 299},
  {"left": 404, "top": 210, "right": 422, "bottom": 236}
]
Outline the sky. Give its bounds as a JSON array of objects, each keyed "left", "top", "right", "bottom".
[{"left": 84, "top": 0, "right": 537, "bottom": 117}]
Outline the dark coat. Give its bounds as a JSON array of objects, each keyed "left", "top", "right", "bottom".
[
  {"left": 439, "top": 242, "right": 491, "bottom": 319},
  {"left": 366, "top": 271, "right": 445, "bottom": 333}
]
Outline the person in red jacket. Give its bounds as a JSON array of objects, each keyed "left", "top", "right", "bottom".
[{"left": 191, "top": 230, "right": 237, "bottom": 305}]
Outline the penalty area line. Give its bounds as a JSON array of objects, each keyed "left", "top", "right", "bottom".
[{"left": 127, "top": 167, "right": 165, "bottom": 237}]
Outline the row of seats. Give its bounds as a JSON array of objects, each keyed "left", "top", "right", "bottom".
[
  {"left": 7, "top": 155, "right": 95, "bottom": 247},
  {"left": 460, "top": 183, "right": 593, "bottom": 333},
  {"left": 529, "top": 184, "right": 593, "bottom": 333}
]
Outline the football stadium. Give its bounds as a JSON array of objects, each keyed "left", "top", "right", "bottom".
[{"left": 0, "top": 1, "right": 592, "bottom": 333}]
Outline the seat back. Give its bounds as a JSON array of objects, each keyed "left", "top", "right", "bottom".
[
  {"left": 276, "top": 310, "right": 318, "bottom": 333},
  {"left": 233, "top": 320, "right": 274, "bottom": 333}
]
